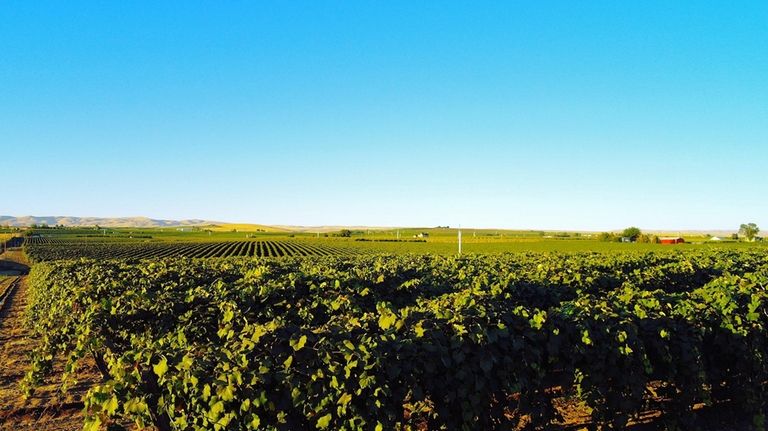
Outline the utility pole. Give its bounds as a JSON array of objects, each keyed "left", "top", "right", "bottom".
[{"left": 458, "top": 226, "right": 462, "bottom": 255}]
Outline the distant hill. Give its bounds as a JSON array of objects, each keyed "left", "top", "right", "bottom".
[
  {"left": 205, "top": 223, "right": 292, "bottom": 233},
  {"left": 0, "top": 216, "right": 390, "bottom": 232},
  {"left": 271, "top": 225, "right": 395, "bottom": 233},
  {"left": 0, "top": 215, "right": 219, "bottom": 228},
  {"left": 0, "top": 216, "right": 739, "bottom": 235}
]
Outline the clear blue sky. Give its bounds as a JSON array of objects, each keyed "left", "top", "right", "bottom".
[{"left": 2, "top": 1, "right": 766, "bottom": 230}]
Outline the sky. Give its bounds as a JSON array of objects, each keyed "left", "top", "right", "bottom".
[{"left": 1, "top": 1, "right": 766, "bottom": 230}]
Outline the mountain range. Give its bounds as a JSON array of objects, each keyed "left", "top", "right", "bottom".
[{"left": 0, "top": 216, "right": 218, "bottom": 228}]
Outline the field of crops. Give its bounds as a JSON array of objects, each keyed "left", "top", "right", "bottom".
[
  {"left": 23, "top": 232, "right": 768, "bottom": 263},
  {"left": 22, "top": 236, "right": 61, "bottom": 245},
  {"left": 24, "top": 240, "right": 359, "bottom": 261},
  {"left": 23, "top": 250, "right": 768, "bottom": 430},
  {"left": 1, "top": 234, "right": 24, "bottom": 250}
]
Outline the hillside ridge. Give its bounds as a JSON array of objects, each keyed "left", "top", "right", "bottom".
[{"left": 0, "top": 215, "right": 218, "bottom": 228}]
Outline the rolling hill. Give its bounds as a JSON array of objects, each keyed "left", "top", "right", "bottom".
[{"left": 0, "top": 215, "right": 218, "bottom": 228}]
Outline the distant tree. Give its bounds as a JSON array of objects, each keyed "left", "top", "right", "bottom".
[
  {"left": 731, "top": 233, "right": 740, "bottom": 240},
  {"left": 636, "top": 234, "right": 661, "bottom": 244},
  {"left": 739, "top": 223, "right": 760, "bottom": 241},
  {"left": 338, "top": 229, "right": 352, "bottom": 238},
  {"left": 597, "top": 232, "right": 616, "bottom": 242},
  {"left": 622, "top": 227, "right": 642, "bottom": 242}
]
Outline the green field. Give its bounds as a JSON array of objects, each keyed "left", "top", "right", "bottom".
[{"left": 19, "top": 226, "right": 766, "bottom": 261}]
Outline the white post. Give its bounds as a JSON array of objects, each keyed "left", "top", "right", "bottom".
[{"left": 458, "top": 226, "right": 462, "bottom": 255}]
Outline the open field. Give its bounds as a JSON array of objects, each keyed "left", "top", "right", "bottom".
[
  {"left": 23, "top": 226, "right": 740, "bottom": 243},
  {"left": 19, "top": 227, "right": 768, "bottom": 261},
  {"left": 344, "top": 238, "right": 766, "bottom": 254},
  {"left": 206, "top": 223, "right": 292, "bottom": 233}
]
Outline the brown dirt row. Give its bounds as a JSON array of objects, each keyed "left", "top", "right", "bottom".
[{"left": 0, "top": 276, "right": 100, "bottom": 431}]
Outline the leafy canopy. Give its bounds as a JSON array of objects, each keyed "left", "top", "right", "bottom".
[
  {"left": 739, "top": 223, "right": 760, "bottom": 241},
  {"left": 621, "top": 227, "right": 642, "bottom": 241}
]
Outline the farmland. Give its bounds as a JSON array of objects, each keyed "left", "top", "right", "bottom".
[
  {"left": 24, "top": 239, "right": 360, "bottom": 262},
  {"left": 11, "top": 248, "right": 768, "bottom": 430},
  {"left": 5, "top": 1, "right": 766, "bottom": 430},
  {"left": 17, "top": 226, "right": 768, "bottom": 262},
  {"left": 2, "top": 226, "right": 767, "bottom": 430}
]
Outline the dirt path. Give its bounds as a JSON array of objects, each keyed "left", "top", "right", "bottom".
[{"left": 0, "top": 275, "right": 99, "bottom": 430}]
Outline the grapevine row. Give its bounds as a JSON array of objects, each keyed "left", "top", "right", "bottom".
[
  {"left": 24, "top": 240, "right": 359, "bottom": 261},
  {"left": 23, "top": 250, "right": 768, "bottom": 430},
  {"left": 22, "top": 236, "right": 64, "bottom": 245}
]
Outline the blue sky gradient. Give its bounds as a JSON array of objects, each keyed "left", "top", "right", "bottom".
[{"left": 2, "top": 1, "right": 766, "bottom": 230}]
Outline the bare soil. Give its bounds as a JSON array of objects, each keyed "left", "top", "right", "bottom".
[{"left": 0, "top": 275, "right": 102, "bottom": 430}]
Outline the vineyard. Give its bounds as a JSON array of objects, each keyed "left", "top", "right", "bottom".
[
  {"left": 23, "top": 240, "right": 359, "bottom": 261},
  {"left": 22, "top": 250, "right": 768, "bottom": 430},
  {"left": 1, "top": 235, "right": 24, "bottom": 251}
]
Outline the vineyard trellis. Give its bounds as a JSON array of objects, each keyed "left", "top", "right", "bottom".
[
  {"left": 23, "top": 240, "right": 360, "bottom": 262},
  {"left": 21, "top": 250, "right": 768, "bottom": 430}
]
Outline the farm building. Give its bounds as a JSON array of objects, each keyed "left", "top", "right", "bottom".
[{"left": 660, "top": 237, "right": 685, "bottom": 244}]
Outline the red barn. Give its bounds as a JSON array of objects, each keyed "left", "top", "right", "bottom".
[{"left": 660, "top": 237, "right": 685, "bottom": 244}]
